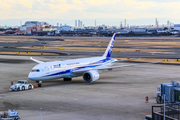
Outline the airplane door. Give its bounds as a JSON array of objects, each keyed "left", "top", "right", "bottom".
[{"left": 45, "top": 66, "right": 49, "bottom": 74}]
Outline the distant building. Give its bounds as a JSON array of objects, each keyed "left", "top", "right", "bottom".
[
  {"left": 131, "top": 28, "right": 147, "bottom": 34},
  {"left": 78, "top": 20, "right": 80, "bottom": 27},
  {"left": 155, "top": 18, "right": 159, "bottom": 27},
  {"left": 53, "top": 25, "right": 74, "bottom": 31},
  {"left": 43, "top": 25, "right": 57, "bottom": 31},
  {"left": 1, "top": 26, "right": 12, "bottom": 29},
  {"left": 43, "top": 28, "right": 57, "bottom": 31},
  {"left": 174, "top": 24, "right": 180, "bottom": 31},
  {"left": 23, "top": 25, "right": 45, "bottom": 34},
  {"left": 75, "top": 20, "right": 77, "bottom": 27},
  {"left": 167, "top": 21, "right": 170, "bottom": 27},
  {"left": 24, "top": 21, "right": 49, "bottom": 27},
  {"left": 124, "top": 19, "right": 126, "bottom": 28},
  {"left": 101, "top": 25, "right": 106, "bottom": 29},
  {"left": 119, "top": 29, "right": 129, "bottom": 34},
  {"left": 20, "top": 25, "right": 26, "bottom": 31},
  {"left": 120, "top": 21, "right": 123, "bottom": 28},
  {"left": 80, "top": 21, "right": 82, "bottom": 27}
]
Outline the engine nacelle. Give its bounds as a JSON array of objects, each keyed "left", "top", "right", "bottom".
[{"left": 83, "top": 70, "right": 100, "bottom": 83}]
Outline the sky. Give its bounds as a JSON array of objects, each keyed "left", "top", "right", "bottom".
[{"left": 0, "top": 0, "right": 180, "bottom": 26}]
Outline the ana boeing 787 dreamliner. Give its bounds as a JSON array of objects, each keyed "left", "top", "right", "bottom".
[{"left": 28, "top": 33, "right": 136, "bottom": 87}]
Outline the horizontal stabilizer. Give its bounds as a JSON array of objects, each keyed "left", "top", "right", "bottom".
[
  {"left": 30, "top": 57, "right": 44, "bottom": 64},
  {"left": 115, "top": 58, "right": 140, "bottom": 62}
]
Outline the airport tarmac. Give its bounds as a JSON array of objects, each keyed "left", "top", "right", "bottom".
[
  {"left": 0, "top": 55, "right": 180, "bottom": 120},
  {"left": 1, "top": 36, "right": 180, "bottom": 58}
]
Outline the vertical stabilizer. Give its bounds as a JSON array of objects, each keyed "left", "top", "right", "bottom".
[{"left": 102, "top": 33, "right": 116, "bottom": 58}]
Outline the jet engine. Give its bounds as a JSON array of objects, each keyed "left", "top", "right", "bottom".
[{"left": 83, "top": 70, "right": 100, "bottom": 83}]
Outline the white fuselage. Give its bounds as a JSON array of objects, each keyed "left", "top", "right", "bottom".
[{"left": 28, "top": 57, "right": 116, "bottom": 81}]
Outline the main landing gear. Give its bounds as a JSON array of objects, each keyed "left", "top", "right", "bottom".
[
  {"left": 36, "top": 81, "right": 42, "bottom": 87},
  {"left": 64, "top": 78, "right": 72, "bottom": 81}
]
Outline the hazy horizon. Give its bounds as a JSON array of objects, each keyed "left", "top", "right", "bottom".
[
  {"left": 0, "top": 0, "right": 179, "bottom": 26},
  {"left": 0, "top": 18, "right": 178, "bottom": 27}
]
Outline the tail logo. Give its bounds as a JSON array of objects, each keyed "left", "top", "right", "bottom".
[
  {"left": 106, "top": 40, "right": 114, "bottom": 57},
  {"left": 103, "top": 33, "right": 116, "bottom": 58}
]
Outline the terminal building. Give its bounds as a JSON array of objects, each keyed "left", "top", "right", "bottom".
[{"left": 130, "top": 28, "right": 147, "bottom": 34}]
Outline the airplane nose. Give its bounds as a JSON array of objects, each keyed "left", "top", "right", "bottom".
[{"left": 28, "top": 73, "right": 34, "bottom": 80}]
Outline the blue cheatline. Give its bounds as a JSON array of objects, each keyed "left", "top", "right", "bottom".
[{"left": 43, "top": 58, "right": 115, "bottom": 77}]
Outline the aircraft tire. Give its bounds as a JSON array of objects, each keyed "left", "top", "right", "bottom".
[
  {"left": 64, "top": 78, "right": 72, "bottom": 81},
  {"left": 38, "top": 84, "right": 42, "bottom": 87}
]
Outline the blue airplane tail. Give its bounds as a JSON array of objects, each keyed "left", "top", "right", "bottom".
[{"left": 102, "top": 33, "right": 116, "bottom": 58}]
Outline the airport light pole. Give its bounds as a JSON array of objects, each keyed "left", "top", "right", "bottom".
[{"left": 40, "top": 108, "right": 42, "bottom": 120}]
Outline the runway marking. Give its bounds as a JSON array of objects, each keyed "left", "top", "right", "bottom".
[
  {"left": 168, "top": 72, "right": 180, "bottom": 74},
  {"left": 127, "top": 74, "right": 135, "bottom": 76},
  {"left": 143, "top": 111, "right": 150, "bottom": 114},
  {"left": 102, "top": 77, "right": 113, "bottom": 79}
]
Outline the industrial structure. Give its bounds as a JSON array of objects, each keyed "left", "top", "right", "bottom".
[{"left": 0, "top": 19, "right": 179, "bottom": 36}]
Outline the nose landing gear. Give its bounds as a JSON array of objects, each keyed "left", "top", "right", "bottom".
[{"left": 36, "top": 81, "right": 42, "bottom": 87}]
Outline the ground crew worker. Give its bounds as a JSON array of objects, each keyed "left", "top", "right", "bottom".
[
  {"left": 11, "top": 81, "right": 13, "bottom": 85},
  {"left": 145, "top": 96, "right": 149, "bottom": 103}
]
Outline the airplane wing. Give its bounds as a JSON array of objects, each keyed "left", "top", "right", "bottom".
[
  {"left": 30, "top": 57, "right": 44, "bottom": 64},
  {"left": 72, "top": 64, "right": 136, "bottom": 73},
  {"left": 72, "top": 60, "right": 164, "bottom": 74},
  {"left": 97, "top": 64, "right": 137, "bottom": 70}
]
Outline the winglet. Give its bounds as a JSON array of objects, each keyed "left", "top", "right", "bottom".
[
  {"left": 30, "top": 57, "right": 44, "bottom": 64},
  {"left": 103, "top": 33, "right": 116, "bottom": 58}
]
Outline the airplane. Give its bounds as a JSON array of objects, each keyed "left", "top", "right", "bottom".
[{"left": 28, "top": 33, "right": 136, "bottom": 87}]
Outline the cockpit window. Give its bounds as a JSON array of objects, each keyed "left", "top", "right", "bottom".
[
  {"left": 31, "top": 69, "right": 36, "bottom": 72},
  {"left": 31, "top": 69, "right": 40, "bottom": 72},
  {"left": 18, "top": 81, "right": 24, "bottom": 84}
]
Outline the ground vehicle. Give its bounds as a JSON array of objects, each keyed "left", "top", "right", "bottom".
[
  {"left": 147, "top": 29, "right": 157, "bottom": 34},
  {"left": 157, "top": 29, "right": 168, "bottom": 34},
  {"left": 0, "top": 110, "right": 20, "bottom": 120},
  {"left": 170, "top": 30, "right": 179, "bottom": 35},
  {"left": 156, "top": 86, "right": 162, "bottom": 103},
  {"left": 9, "top": 80, "right": 34, "bottom": 91},
  {"left": 144, "top": 115, "right": 152, "bottom": 120}
]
